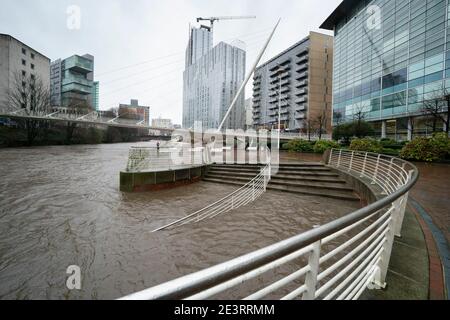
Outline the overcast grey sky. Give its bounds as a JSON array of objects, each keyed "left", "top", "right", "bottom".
[{"left": 0, "top": 0, "right": 341, "bottom": 124}]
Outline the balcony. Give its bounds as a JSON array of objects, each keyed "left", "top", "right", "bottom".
[
  {"left": 296, "top": 80, "right": 308, "bottom": 88},
  {"left": 295, "top": 112, "right": 306, "bottom": 119},
  {"left": 296, "top": 63, "right": 309, "bottom": 72},
  {"left": 296, "top": 88, "right": 308, "bottom": 96},
  {"left": 269, "top": 59, "right": 291, "bottom": 72},
  {"left": 296, "top": 48, "right": 309, "bottom": 58},
  {"left": 296, "top": 55, "right": 309, "bottom": 65},
  {"left": 296, "top": 104, "right": 307, "bottom": 111},
  {"left": 64, "top": 55, "right": 93, "bottom": 74},
  {"left": 296, "top": 71, "right": 308, "bottom": 80},
  {"left": 295, "top": 97, "right": 308, "bottom": 104}
]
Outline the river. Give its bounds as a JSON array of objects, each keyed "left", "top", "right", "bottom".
[{"left": 0, "top": 143, "right": 359, "bottom": 299}]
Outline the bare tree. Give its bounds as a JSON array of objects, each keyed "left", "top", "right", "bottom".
[
  {"left": 421, "top": 88, "right": 450, "bottom": 135},
  {"left": 64, "top": 98, "right": 94, "bottom": 143},
  {"left": 352, "top": 104, "right": 369, "bottom": 138},
  {"left": 7, "top": 72, "right": 51, "bottom": 145},
  {"left": 311, "top": 109, "right": 328, "bottom": 140}
]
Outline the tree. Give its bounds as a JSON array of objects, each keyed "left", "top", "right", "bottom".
[
  {"left": 311, "top": 109, "right": 328, "bottom": 140},
  {"left": 421, "top": 88, "right": 450, "bottom": 135},
  {"left": 7, "top": 72, "right": 51, "bottom": 145},
  {"left": 333, "top": 121, "right": 375, "bottom": 144},
  {"left": 64, "top": 99, "right": 94, "bottom": 144},
  {"left": 352, "top": 104, "right": 369, "bottom": 138}
]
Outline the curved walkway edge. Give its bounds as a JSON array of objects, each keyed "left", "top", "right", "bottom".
[{"left": 409, "top": 197, "right": 449, "bottom": 300}]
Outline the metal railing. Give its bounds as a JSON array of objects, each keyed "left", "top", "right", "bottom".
[
  {"left": 119, "top": 149, "right": 418, "bottom": 300},
  {"left": 126, "top": 146, "right": 210, "bottom": 172},
  {"left": 152, "top": 157, "right": 272, "bottom": 232}
]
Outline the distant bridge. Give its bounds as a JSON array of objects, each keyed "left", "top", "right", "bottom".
[{"left": 0, "top": 108, "right": 330, "bottom": 141}]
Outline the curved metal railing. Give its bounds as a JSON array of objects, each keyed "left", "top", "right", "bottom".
[
  {"left": 152, "top": 149, "right": 272, "bottom": 232},
  {"left": 120, "top": 149, "right": 418, "bottom": 300}
]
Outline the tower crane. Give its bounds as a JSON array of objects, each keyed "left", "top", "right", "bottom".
[{"left": 196, "top": 16, "right": 256, "bottom": 33}]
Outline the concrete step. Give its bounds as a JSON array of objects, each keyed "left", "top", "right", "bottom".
[
  {"left": 210, "top": 165, "right": 332, "bottom": 172},
  {"left": 269, "top": 179, "right": 353, "bottom": 191},
  {"left": 202, "top": 178, "right": 360, "bottom": 201},
  {"left": 204, "top": 174, "right": 353, "bottom": 192},
  {"left": 209, "top": 167, "right": 339, "bottom": 177},
  {"left": 267, "top": 185, "right": 360, "bottom": 201},
  {"left": 207, "top": 170, "right": 345, "bottom": 184}
]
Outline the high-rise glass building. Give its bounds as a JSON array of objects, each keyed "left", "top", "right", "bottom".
[
  {"left": 183, "top": 26, "right": 246, "bottom": 130},
  {"left": 321, "top": 0, "right": 450, "bottom": 139},
  {"left": 50, "top": 54, "right": 96, "bottom": 110}
]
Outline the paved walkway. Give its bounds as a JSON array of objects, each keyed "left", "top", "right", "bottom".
[{"left": 282, "top": 152, "right": 449, "bottom": 300}]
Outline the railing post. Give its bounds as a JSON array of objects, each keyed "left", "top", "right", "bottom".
[
  {"left": 348, "top": 151, "right": 354, "bottom": 172},
  {"left": 361, "top": 152, "right": 368, "bottom": 178},
  {"left": 376, "top": 207, "right": 397, "bottom": 289},
  {"left": 329, "top": 149, "right": 334, "bottom": 166},
  {"left": 252, "top": 180, "right": 256, "bottom": 201},
  {"left": 302, "top": 240, "right": 321, "bottom": 300},
  {"left": 337, "top": 149, "right": 342, "bottom": 168},
  {"left": 372, "top": 155, "right": 381, "bottom": 185},
  {"left": 394, "top": 170, "right": 413, "bottom": 237}
]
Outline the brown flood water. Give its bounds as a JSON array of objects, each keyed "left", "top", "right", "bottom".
[{"left": 0, "top": 143, "right": 360, "bottom": 299}]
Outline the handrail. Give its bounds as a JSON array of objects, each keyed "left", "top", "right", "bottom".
[
  {"left": 152, "top": 149, "right": 272, "bottom": 232},
  {"left": 119, "top": 149, "right": 419, "bottom": 300}
]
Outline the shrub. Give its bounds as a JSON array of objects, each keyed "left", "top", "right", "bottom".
[
  {"left": 349, "top": 138, "right": 383, "bottom": 153},
  {"left": 400, "top": 133, "right": 450, "bottom": 162},
  {"left": 284, "top": 139, "right": 314, "bottom": 153},
  {"left": 313, "top": 140, "right": 341, "bottom": 154},
  {"left": 333, "top": 121, "right": 375, "bottom": 144}
]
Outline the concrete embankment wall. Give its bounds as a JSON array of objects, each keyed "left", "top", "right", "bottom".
[{"left": 120, "top": 166, "right": 209, "bottom": 192}]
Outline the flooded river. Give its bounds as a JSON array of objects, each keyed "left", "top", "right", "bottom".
[{"left": 0, "top": 143, "right": 359, "bottom": 299}]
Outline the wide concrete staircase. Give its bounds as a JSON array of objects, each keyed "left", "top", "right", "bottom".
[{"left": 203, "top": 163, "right": 360, "bottom": 202}]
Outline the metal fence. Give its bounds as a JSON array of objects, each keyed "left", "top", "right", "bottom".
[
  {"left": 119, "top": 149, "right": 418, "bottom": 300},
  {"left": 126, "top": 146, "right": 210, "bottom": 172},
  {"left": 152, "top": 159, "right": 272, "bottom": 232}
]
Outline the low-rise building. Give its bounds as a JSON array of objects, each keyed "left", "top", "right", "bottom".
[
  {"left": 0, "top": 34, "right": 50, "bottom": 110},
  {"left": 118, "top": 99, "right": 150, "bottom": 126},
  {"left": 151, "top": 117, "right": 173, "bottom": 129}
]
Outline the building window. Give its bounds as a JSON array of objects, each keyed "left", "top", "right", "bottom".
[
  {"left": 31, "top": 53, "right": 35, "bottom": 59},
  {"left": 21, "top": 59, "right": 26, "bottom": 66},
  {"left": 22, "top": 48, "right": 26, "bottom": 55},
  {"left": 22, "top": 70, "right": 26, "bottom": 77},
  {"left": 31, "top": 63, "right": 35, "bottom": 70}
]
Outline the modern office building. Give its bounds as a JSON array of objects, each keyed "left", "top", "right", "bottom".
[
  {"left": 0, "top": 34, "right": 50, "bottom": 110},
  {"left": 50, "top": 54, "right": 96, "bottom": 110},
  {"left": 183, "top": 25, "right": 246, "bottom": 130},
  {"left": 152, "top": 117, "right": 173, "bottom": 129},
  {"left": 321, "top": 0, "right": 450, "bottom": 139},
  {"left": 252, "top": 32, "right": 334, "bottom": 134},
  {"left": 118, "top": 99, "right": 150, "bottom": 126}
]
